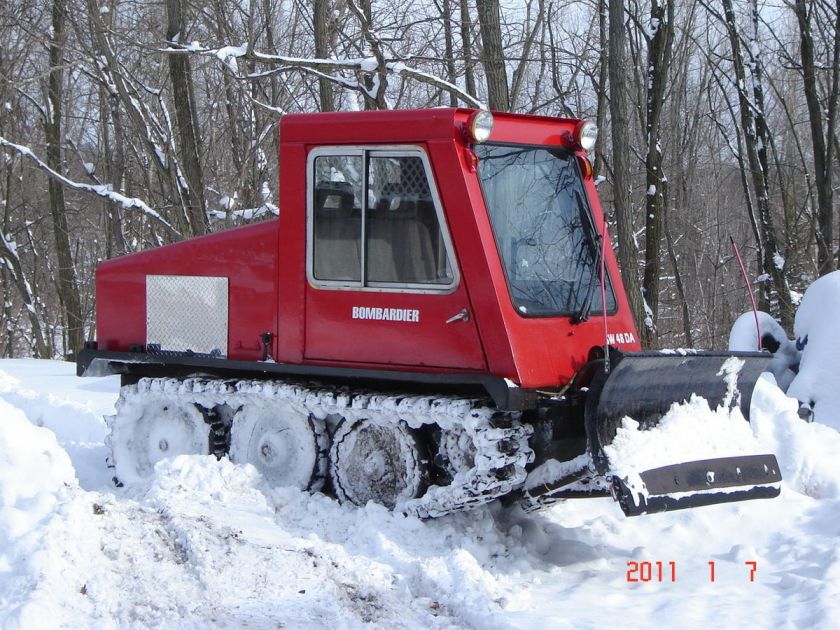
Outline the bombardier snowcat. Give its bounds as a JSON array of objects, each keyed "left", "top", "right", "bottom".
[{"left": 77, "top": 108, "right": 781, "bottom": 518}]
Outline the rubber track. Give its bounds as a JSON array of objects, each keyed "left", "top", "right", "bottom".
[{"left": 111, "top": 377, "right": 534, "bottom": 518}]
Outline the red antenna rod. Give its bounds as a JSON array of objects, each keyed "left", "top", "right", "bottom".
[{"left": 601, "top": 218, "right": 610, "bottom": 372}]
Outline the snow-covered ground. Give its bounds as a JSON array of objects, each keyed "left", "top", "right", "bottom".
[{"left": 1, "top": 359, "right": 839, "bottom": 629}]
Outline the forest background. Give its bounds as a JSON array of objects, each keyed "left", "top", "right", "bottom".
[{"left": 0, "top": 0, "right": 837, "bottom": 358}]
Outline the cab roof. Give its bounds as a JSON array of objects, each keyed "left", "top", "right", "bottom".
[{"left": 280, "top": 108, "right": 584, "bottom": 148}]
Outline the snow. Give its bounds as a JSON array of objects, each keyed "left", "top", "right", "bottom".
[
  {"left": 729, "top": 310, "right": 781, "bottom": 351},
  {"left": 214, "top": 44, "right": 246, "bottom": 74},
  {"left": 787, "top": 271, "right": 840, "bottom": 429},
  {"left": 729, "top": 311, "right": 800, "bottom": 392},
  {"left": 604, "top": 394, "right": 763, "bottom": 478},
  {"left": 0, "top": 358, "right": 839, "bottom": 627},
  {"left": 359, "top": 57, "right": 378, "bottom": 72}
]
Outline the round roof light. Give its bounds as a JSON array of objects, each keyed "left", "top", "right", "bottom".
[
  {"left": 577, "top": 120, "right": 598, "bottom": 153},
  {"left": 469, "top": 110, "right": 494, "bottom": 143}
]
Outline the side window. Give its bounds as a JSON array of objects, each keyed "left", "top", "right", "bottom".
[
  {"left": 310, "top": 149, "right": 455, "bottom": 290},
  {"left": 312, "top": 155, "right": 363, "bottom": 282},
  {"left": 366, "top": 155, "right": 453, "bottom": 285}
]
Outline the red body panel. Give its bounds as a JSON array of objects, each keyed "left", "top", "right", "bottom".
[
  {"left": 96, "top": 221, "right": 278, "bottom": 361},
  {"left": 95, "top": 108, "right": 640, "bottom": 390}
]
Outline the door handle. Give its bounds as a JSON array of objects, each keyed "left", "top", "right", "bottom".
[{"left": 446, "top": 308, "right": 470, "bottom": 324}]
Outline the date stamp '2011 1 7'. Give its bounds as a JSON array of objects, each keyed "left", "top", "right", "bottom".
[{"left": 626, "top": 561, "right": 758, "bottom": 583}]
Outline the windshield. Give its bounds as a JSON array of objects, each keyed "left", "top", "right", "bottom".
[{"left": 475, "top": 144, "right": 616, "bottom": 317}]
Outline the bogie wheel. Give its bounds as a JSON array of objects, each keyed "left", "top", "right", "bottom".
[
  {"left": 229, "top": 399, "right": 326, "bottom": 491},
  {"left": 107, "top": 395, "right": 211, "bottom": 485},
  {"left": 330, "top": 417, "right": 427, "bottom": 509}
]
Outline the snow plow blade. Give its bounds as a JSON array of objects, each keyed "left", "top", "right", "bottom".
[
  {"left": 584, "top": 350, "right": 782, "bottom": 515},
  {"left": 609, "top": 454, "right": 781, "bottom": 516}
]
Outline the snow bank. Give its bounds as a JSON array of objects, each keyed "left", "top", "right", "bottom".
[
  {"left": 0, "top": 398, "right": 76, "bottom": 540},
  {"left": 787, "top": 271, "right": 840, "bottom": 429},
  {"left": 0, "top": 398, "right": 80, "bottom": 629},
  {"left": 0, "top": 360, "right": 114, "bottom": 490},
  {"left": 0, "top": 364, "right": 107, "bottom": 444},
  {"left": 751, "top": 375, "right": 840, "bottom": 499}
]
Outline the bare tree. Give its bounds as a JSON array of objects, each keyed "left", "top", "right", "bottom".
[
  {"left": 794, "top": 0, "right": 838, "bottom": 276},
  {"left": 459, "top": 0, "right": 478, "bottom": 99},
  {"left": 166, "top": 0, "right": 208, "bottom": 236},
  {"left": 313, "top": 0, "right": 336, "bottom": 112},
  {"left": 46, "top": 0, "right": 84, "bottom": 355},
  {"left": 439, "top": 0, "right": 459, "bottom": 107},
  {"left": 608, "top": 0, "right": 645, "bottom": 331},
  {"left": 706, "top": 0, "right": 794, "bottom": 328},
  {"left": 639, "top": 0, "right": 675, "bottom": 347},
  {"left": 476, "top": 0, "right": 510, "bottom": 110}
]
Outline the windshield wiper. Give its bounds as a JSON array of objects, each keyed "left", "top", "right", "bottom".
[{"left": 571, "top": 190, "right": 601, "bottom": 324}]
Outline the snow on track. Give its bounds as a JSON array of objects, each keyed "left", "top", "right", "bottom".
[{"left": 0, "top": 359, "right": 839, "bottom": 628}]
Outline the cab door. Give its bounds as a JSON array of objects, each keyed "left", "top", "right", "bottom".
[{"left": 304, "top": 146, "right": 486, "bottom": 370}]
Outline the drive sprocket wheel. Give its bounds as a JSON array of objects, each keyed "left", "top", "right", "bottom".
[
  {"left": 107, "top": 393, "right": 211, "bottom": 485},
  {"left": 229, "top": 399, "right": 326, "bottom": 491},
  {"left": 330, "top": 417, "right": 426, "bottom": 509}
]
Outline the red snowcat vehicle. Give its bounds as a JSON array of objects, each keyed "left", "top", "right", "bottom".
[{"left": 77, "top": 109, "right": 781, "bottom": 517}]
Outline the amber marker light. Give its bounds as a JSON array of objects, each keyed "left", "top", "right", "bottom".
[{"left": 577, "top": 155, "right": 594, "bottom": 179}]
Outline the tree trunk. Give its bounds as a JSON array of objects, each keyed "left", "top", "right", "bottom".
[
  {"left": 166, "top": 0, "right": 208, "bottom": 236},
  {"left": 1, "top": 161, "right": 49, "bottom": 357},
  {"left": 476, "top": 0, "right": 510, "bottom": 110},
  {"left": 640, "top": 0, "right": 674, "bottom": 348},
  {"left": 100, "top": 86, "right": 128, "bottom": 257},
  {"left": 348, "top": 0, "right": 389, "bottom": 110},
  {"left": 441, "top": 0, "right": 458, "bottom": 107},
  {"left": 313, "top": 0, "right": 335, "bottom": 112},
  {"left": 664, "top": 205, "right": 693, "bottom": 347},
  {"left": 459, "top": 0, "right": 477, "bottom": 99},
  {"left": 96, "top": 1, "right": 127, "bottom": 258},
  {"left": 509, "top": 0, "right": 544, "bottom": 110},
  {"left": 608, "top": 0, "right": 645, "bottom": 333},
  {"left": 595, "top": 0, "right": 609, "bottom": 178},
  {"left": 46, "top": 0, "right": 84, "bottom": 357},
  {"left": 794, "top": 0, "right": 836, "bottom": 276}
]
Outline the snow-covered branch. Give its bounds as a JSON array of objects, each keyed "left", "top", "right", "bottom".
[
  {"left": 0, "top": 136, "right": 178, "bottom": 235},
  {"left": 164, "top": 43, "right": 485, "bottom": 109}
]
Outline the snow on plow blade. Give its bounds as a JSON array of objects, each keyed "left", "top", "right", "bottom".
[{"left": 585, "top": 350, "right": 782, "bottom": 516}]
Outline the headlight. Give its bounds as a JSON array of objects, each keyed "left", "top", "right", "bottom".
[
  {"left": 577, "top": 120, "right": 598, "bottom": 153},
  {"left": 468, "top": 110, "right": 494, "bottom": 143}
]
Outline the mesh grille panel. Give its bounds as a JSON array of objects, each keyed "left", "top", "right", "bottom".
[{"left": 146, "top": 275, "right": 228, "bottom": 355}]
